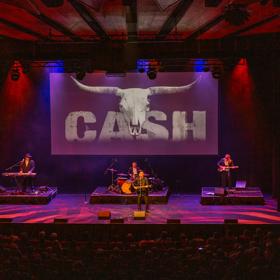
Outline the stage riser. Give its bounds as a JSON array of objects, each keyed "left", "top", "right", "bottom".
[
  {"left": 90, "top": 196, "right": 168, "bottom": 204},
  {"left": 201, "top": 187, "right": 265, "bottom": 205},
  {"left": 0, "top": 187, "right": 57, "bottom": 204},
  {"left": 201, "top": 197, "right": 265, "bottom": 205},
  {"left": 90, "top": 186, "right": 169, "bottom": 204}
]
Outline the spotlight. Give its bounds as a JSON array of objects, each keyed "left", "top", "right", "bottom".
[
  {"left": 147, "top": 69, "right": 157, "bottom": 80},
  {"left": 11, "top": 68, "right": 20, "bottom": 81},
  {"left": 212, "top": 67, "right": 222, "bottom": 79},
  {"left": 21, "top": 60, "right": 30, "bottom": 74},
  {"left": 224, "top": 4, "right": 250, "bottom": 25},
  {"left": 76, "top": 71, "right": 86, "bottom": 81}
]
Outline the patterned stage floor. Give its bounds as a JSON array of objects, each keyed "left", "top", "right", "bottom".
[{"left": 0, "top": 194, "right": 279, "bottom": 224}]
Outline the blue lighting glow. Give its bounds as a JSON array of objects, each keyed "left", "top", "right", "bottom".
[{"left": 194, "top": 59, "right": 206, "bottom": 72}]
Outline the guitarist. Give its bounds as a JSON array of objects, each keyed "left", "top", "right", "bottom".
[
  {"left": 217, "top": 154, "right": 237, "bottom": 188},
  {"left": 133, "top": 171, "right": 149, "bottom": 212}
]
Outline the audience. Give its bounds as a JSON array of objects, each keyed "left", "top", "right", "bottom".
[{"left": 0, "top": 227, "right": 279, "bottom": 279}]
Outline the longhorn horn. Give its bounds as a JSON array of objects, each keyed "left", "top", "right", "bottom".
[
  {"left": 71, "top": 76, "right": 121, "bottom": 95},
  {"left": 148, "top": 75, "right": 201, "bottom": 95}
]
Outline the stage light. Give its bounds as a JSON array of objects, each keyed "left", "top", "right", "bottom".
[
  {"left": 137, "top": 59, "right": 160, "bottom": 75},
  {"left": 11, "top": 68, "right": 20, "bottom": 81},
  {"left": 224, "top": 4, "right": 250, "bottom": 25},
  {"left": 212, "top": 67, "right": 222, "bottom": 79},
  {"left": 21, "top": 60, "right": 31, "bottom": 74},
  {"left": 76, "top": 71, "right": 86, "bottom": 81},
  {"left": 194, "top": 58, "right": 206, "bottom": 72},
  {"left": 147, "top": 69, "right": 157, "bottom": 80}
]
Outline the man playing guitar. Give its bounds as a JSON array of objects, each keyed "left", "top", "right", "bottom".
[
  {"left": 217, "top": 154, "right": 238, "bottom": 188},
  {"left": 133, "top": 171, "right": 150, "bottom": 212}
]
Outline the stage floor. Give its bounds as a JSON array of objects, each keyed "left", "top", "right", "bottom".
[{"left": 0, "top": 194, "right": 280, "bottom": 224}]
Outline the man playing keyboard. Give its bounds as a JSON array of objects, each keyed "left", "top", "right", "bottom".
[{"left": 18, "top": 153, "right": 35, "bottom": 192}]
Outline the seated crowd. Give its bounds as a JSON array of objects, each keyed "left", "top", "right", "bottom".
[{"left": 0, "top": 227, "right": 280, "bottom": 280}]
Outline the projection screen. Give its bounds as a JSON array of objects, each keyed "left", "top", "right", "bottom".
[{"left": 50, "top": 72, "right": 218, "bottom": 155}]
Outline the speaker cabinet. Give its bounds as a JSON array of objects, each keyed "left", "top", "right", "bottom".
[
  {"left": 0, "top": 218, "right": 13, "bottom": 223},
  {"left": 98, "top": 211, "right": 111, "bottom": 220},
  {"left": 224, "top": 219, "right": 238, "bottom": 224},
  {"left": 110, "top": 218, "right": 124, "bottom": 224},
  {"left": 53, "top": 218, "right": 68, "bottom": 224},
  {"left": 133, "top": 211, "right": 146, "bottom": 220},
  {"left": 166, "top": 219, "right": 181, "bottom": 224},
  {"left": 214, "top": 187, "right": 225, "bottom": 196}
]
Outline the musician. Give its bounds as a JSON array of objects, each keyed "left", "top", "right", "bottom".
[
  {"left": 217, "top": 153, "right": 236, "bottom": 188},
  {"left": 18, "top": 153, "right": 35, "bottom": 192},
  {"left": 128, "top": 161, "right": 140, "bottom": 180},
  {"left": 133, "top": 170, "right": 149, "bottom": 212}
]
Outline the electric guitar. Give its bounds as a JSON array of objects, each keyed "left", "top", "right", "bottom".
[
  {"left": 217, "top": 166, "right": 239, "bottom": 172},
  {"left": 133, "top": 185, "right": 152, "bottom": 190}
]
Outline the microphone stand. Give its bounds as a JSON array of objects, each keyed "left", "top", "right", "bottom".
[
  {"left": 4, "top": 160, "right": 22, "bottom": 192},
  {"left": 5, "top": 161, "right": 21, "bottom": 171},
  {"left": 104, "top": 158, "right": 118, "bottom": 188}
]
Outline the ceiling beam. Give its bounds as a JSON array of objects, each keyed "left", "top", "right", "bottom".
[
  {"left": 68, "top": 0, "right": 109, "bottom": 40},
  {"left": 33, "top": 13, "right": 82, "bottom": 41},
  {"left": 225, "top": 14, "right": 280, "bottom": 37},
  {"left": 0, "top": 17, "right": 53, "bottom": 41},
  {"left": 123, "top": 0, "right": 138, "bottom": 41},
  {"left": 185, "top": 14, "right": 225, "bottom": 41},
  {"left": 1, "top": 34, "right": 279, "bottom": 63},
  {"left": 156, "top": 0, "right": 193, "bottom": 39}
]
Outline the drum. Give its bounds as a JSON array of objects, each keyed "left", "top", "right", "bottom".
[
  {"left": 117, "top": 177, "right": 127, "bottom": 187},
  {"left": 121, "top": 180, "right": 133, "bottom": 194}
]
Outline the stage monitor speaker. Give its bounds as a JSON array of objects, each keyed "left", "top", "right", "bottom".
[
  {"left": 166, "top": 219, "right": 181, "bottom": 224},
  {"left": 0, "top": 218, "right": 13, "bottom": 223},
  {"left": 98, "top": 211, "right": 111, "bottom": 220},
  {"left": 235, "top": 180, "right": 246, "bottom": 189},
  {"left": 133, "top": 211, "right": 146, "bottom": 220},
  {"left": 41, "top": 0, "right": 64, "bottom": 7},
  {"left": 214, "top": 187, "right": 225, "bottom": 196},
  {"left": 54, "top": 218, "right": 68, "bottom": 224},
  {"left": 110, "top": 218, "right": 124, "bottom": 224},
  {"left": 205, "top": 0, "right": 222, "bottom": 7},
  {"left": 224, "top": 219, "right": 238, "bottom": 224}
]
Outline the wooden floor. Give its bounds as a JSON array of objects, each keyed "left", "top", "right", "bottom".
[{"left": 0, "top": 193, "right": 280, "bottom": 224}]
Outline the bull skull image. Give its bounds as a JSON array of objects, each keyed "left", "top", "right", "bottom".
[{"left": 71, "top": 76, "right": 200, "bottom": 136}]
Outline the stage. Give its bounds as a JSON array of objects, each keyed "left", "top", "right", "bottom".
[
  {"left": 90, "top": 186, "right": 169, "bottom": 204},
  {"left": 0, "top": 193, "right": 279, "bottom": 224}
]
